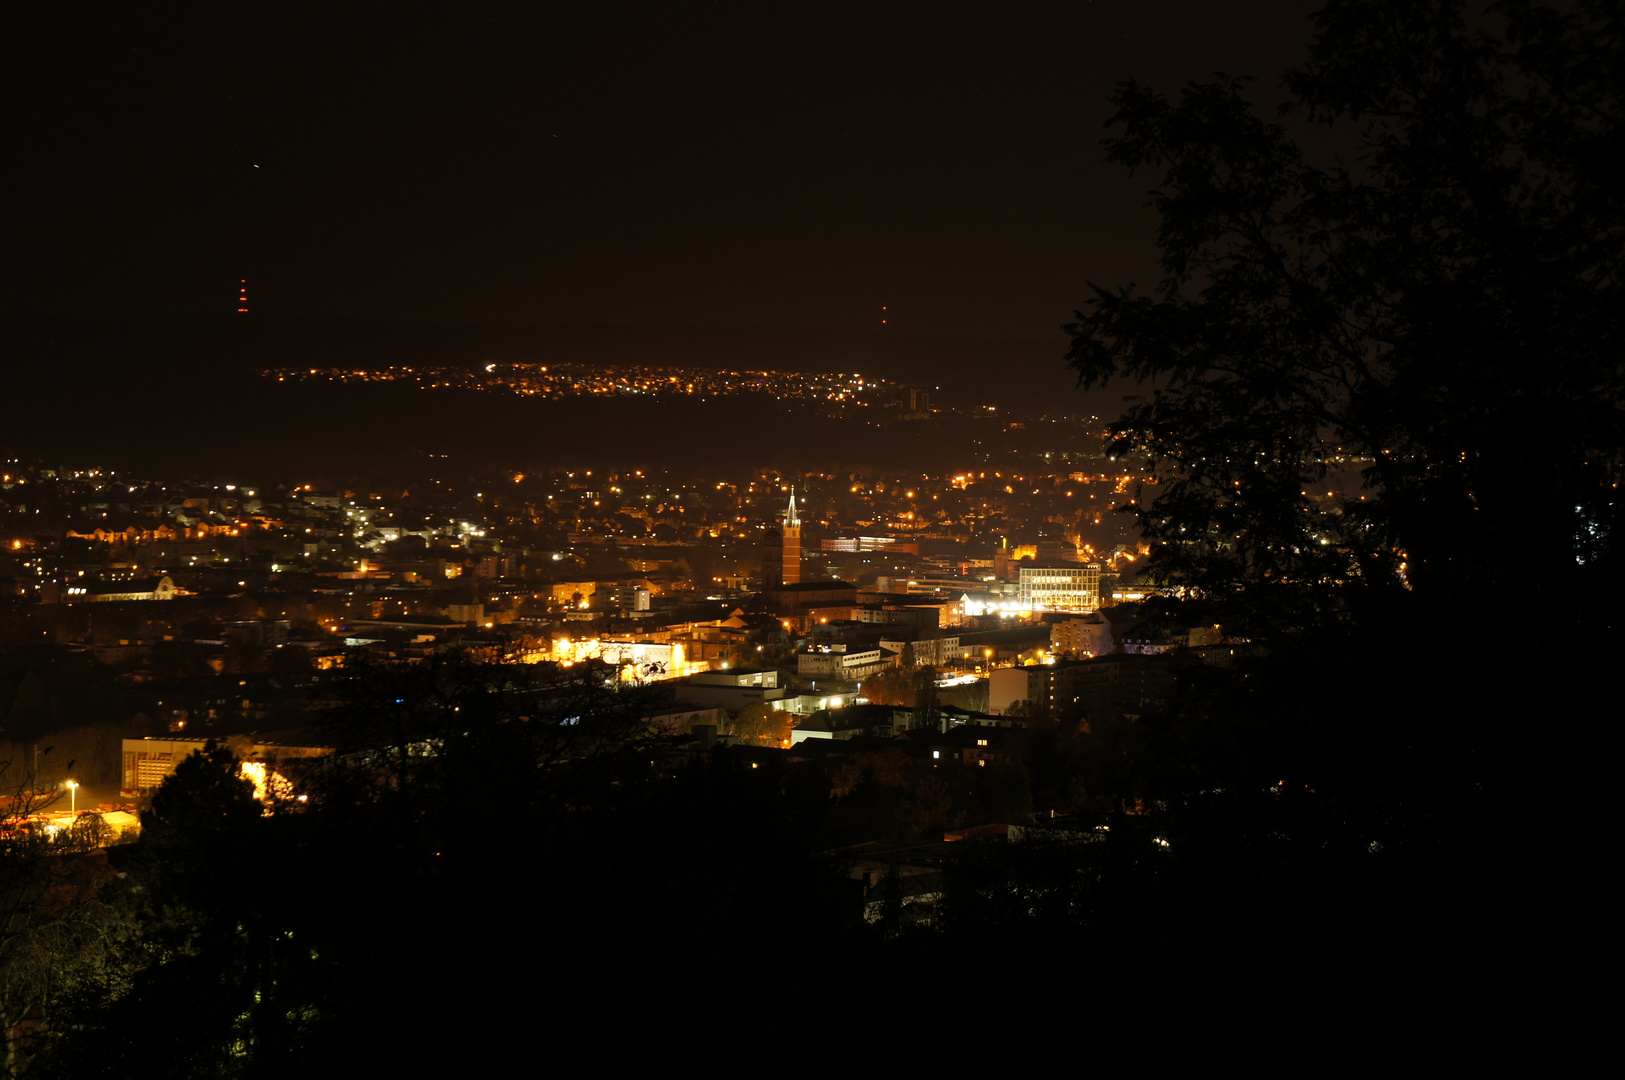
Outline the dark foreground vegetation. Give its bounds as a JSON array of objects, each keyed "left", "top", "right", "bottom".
[{"left": 1, "top": 623, "right": 1560, "bottom": 1075}]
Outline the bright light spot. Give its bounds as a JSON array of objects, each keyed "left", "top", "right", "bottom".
[{"left": 239, "top": 761, "right": 294, "bottom": 803}]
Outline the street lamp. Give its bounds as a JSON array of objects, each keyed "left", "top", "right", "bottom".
[{"left": 65, "top": 779, "right": 77, "bottom": 816}]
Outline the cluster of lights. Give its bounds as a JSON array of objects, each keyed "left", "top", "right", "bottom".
[{"left": 263, "top": 362, "right": 898, "bottom": 411}]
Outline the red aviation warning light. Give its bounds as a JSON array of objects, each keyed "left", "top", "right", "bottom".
[
  {"left": 238, "top": 279, "right": 248, "bottom": 314},
  {"left": 881, "top": 304, "right": 887, "bottom": 325}
]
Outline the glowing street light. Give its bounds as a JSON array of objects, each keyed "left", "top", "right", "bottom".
[{"left": 65, "top": 779, "right": 77, "bottom": 816}]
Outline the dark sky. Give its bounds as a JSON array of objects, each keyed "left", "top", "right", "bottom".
[{"left": 11, "top": 1, "right": 1322, "bottom": 346}]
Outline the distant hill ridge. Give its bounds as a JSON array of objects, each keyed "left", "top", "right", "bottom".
[{"left": 2, "top": 312, "right": 1071, "bottom": 386}]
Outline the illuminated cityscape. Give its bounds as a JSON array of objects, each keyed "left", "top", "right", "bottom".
[{"left": 4, "top": 0, "right": 1614, "bottom": 1067}]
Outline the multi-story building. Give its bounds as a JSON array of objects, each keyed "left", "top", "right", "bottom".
[
  {"left": 1050, "top": 654, "right": 1176, "bottom": 722},
  {"left": 1051, "top": 614, "right": 1114, "bottom": 657},
  {"left": 820, "top": 535, "right": 907, "bottom": 553},
  {"left": 989, "top": 665, "right": 1055, "bottom": 717},
  {"left": 879, "top": 634, "right": 963, "bottom": 667},
  {"left": 1018, "top": 564, "right": 1101, "bottom": 613},
  {"left": 796, "top": 645, "right": 889, "bottom": 680}
]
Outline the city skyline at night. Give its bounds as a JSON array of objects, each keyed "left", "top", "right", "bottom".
[{"left": 3, "top": 1, "right": 1614, "bottom": 1068}]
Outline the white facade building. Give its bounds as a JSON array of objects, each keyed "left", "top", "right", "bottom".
[{"left": 1018, "top": 564, "right": 1101, "bottom": 613}]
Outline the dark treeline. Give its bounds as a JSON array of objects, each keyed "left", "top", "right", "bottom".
[
  {"left": 10, "top": 630, "right": 1542, "bottom": 1072},
  {"left": 20, "top": 658, "right": 868, "bottom": 1073}
]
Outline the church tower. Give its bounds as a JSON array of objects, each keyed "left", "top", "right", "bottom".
[{"left": 782, "top": 487, "right": 801, "bottom": 585}]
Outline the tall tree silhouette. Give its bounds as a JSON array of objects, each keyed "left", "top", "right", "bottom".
[{"left": 1067, "top": 0, "right": 1623, "bottom": 638}]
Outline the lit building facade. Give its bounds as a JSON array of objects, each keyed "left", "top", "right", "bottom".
[
  {"left": 1051, "top": 615, "right": 1113, "bottom": 657},
  {"left": 820, "top": 535, "right": 902, "bottom": 552},
  {"left": 796, "top": 645, "right": 888, "bottom": 680},
  {"left": 1018, "top": 564, "right": 1101, "bottom": 613},
  {"left": 65, "top": 575, "right": 177, "bottom": 603}
]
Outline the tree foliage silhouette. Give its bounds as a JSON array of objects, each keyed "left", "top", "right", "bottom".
[
  {"left": 1040, "top": 4, "right": 1615, "bottom": 1035},
  {"left": 1066, "top": 0, "right": 1623, "bottom": 637}
]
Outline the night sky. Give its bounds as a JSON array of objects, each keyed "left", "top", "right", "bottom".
[{"left": 11, "top": 2, "right": 1321, "bottom": 346}]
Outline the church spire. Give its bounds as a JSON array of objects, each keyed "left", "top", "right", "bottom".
[{"left": 781, "top": 486, "right": 801, "bottom": 584}]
